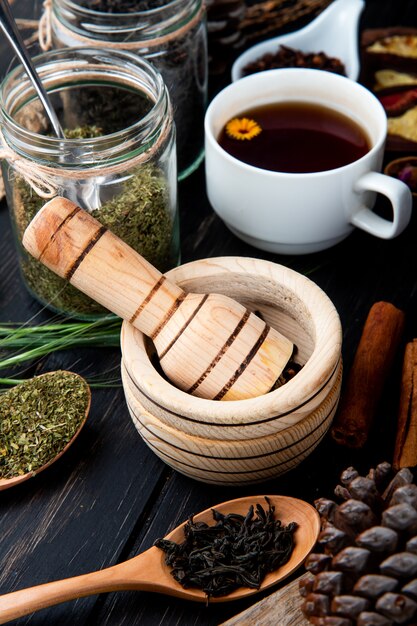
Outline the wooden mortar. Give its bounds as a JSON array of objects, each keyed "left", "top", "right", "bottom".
[{"left": 121, "top": 257, "right": 343, "bottom": 455}]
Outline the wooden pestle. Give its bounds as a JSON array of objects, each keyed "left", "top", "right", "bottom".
[{"left": 22, "top": 197, "right": 293, "bottom": 400}]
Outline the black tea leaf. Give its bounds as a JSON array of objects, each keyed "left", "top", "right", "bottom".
[{"left": 155, "top": 497, "right": 297, "bottom": 598}]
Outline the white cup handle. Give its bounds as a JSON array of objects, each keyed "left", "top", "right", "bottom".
[{"left": 351, "top": 171, "right": 412, "bottom": 238}]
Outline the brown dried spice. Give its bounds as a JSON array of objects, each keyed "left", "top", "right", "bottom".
[{"left": 241, "top": 45, "right": 346, "bottom": 78}]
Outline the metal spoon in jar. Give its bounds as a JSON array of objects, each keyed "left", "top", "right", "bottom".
[
  {"left": 0, "top": 0, "right": 64, "bottom": 137},
  {"left": 0, "top": 495, "right": 319, "bottom": 622},
  {"left": 0, "top": 0, "right": 100, "bottom": 210}
]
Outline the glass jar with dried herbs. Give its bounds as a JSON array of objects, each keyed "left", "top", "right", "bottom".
[
  {"left": 0, "top": 48, "right": 179, "bottom": 320},
  {"left": 40, "top": 0, "right": 208, "bottom": 181}
]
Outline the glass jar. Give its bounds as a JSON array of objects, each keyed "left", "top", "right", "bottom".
[
  {"left": 43, "top": 0, "right": 208, "bottom": 181},
  {"left": 0, "top": 48, "right": 179, "bottom": 320}
]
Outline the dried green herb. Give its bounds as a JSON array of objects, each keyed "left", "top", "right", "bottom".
[
  {"left": 90, "top": 164, "right": 174, "bottom": 270},
  {"left": 0, "top": 371, "right": 90, "bottom": 479},
  {"left": 155, "top": 497, "right": 297, "bottom": 598},
  {"left": 62, "top": 125, "right": 103, "bottom": 139},
  {"left": 12, "top": 127, "right": 176, "bottom": 318}
]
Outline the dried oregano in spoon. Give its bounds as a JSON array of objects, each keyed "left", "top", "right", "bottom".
[
  {"left": 155, "top": 497, "right": 297, "bottom": 598},
  {"left": 0, "top": 371, "right": 90, "bottom": 479}
]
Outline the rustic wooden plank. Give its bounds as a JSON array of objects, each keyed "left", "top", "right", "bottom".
[{"left": 220, "top": 575, "right": 310, "bottom": 626}]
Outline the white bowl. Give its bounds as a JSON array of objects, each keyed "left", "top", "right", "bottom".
[{"left": 231, "top": 0, "right": 365, "bottom": 82}]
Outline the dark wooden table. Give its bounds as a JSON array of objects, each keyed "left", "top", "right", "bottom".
[{"left": 1, "top": 1, "right": 417, "bottom": 624}]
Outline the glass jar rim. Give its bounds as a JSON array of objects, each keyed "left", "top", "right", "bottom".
[
  {"left": 57, "top": 0, "right": 199, "bottom": 18},
  {"left": 0, "top": 47, "right": 172, "bottom": 168},
  {"left": 52, "top": 0, "right": 202, "bottom": 41}
]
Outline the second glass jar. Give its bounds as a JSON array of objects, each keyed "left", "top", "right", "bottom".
[{"left": 45, "top": 0, "right": 208, "bottom": 180}]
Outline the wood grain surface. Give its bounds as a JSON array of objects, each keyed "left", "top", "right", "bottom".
[{"left": 1, "top": 1, "right": 417, "bottom": 625}]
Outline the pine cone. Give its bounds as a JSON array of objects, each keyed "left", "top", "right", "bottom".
[{"left": 300, "top": 463, "right": 417, "bottom": 626}]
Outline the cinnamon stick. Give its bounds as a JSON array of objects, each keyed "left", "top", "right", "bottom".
[
  {"left": 393, "top": 339, "right": 417, "bottom": 470},
  {"left": 331, "top": 301, "right": 405, "bottom": 449}
]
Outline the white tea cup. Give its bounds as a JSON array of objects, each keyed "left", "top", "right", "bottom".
[{"left": 204, "top": 68, "right": 413, "bottom": 255}]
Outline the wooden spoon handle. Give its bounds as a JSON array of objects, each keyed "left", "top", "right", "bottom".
[
  {"left": 22, "top": 196, "right": 184, "bottom": 338},
  {"left": 0, "top": 548, "right": 195, "bottom": 624},
  {"left": 0, "top": 566, "right": 122, "bottom": 624}
]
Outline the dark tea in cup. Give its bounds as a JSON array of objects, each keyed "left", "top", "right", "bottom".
[
  {"left": 218, "top": 101, "right": 371, "bottom": 173},
  {"left": 205, "top": 68, "right": 412, "bottom": 254}
]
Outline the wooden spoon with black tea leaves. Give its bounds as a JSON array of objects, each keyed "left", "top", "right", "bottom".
[
  {"left": 0, "top": 495, "right": 320, "bottom": 623},
  {"left": 22, "top": 197, "right": 294, "bottom": 401},
  {"left": 0, "top": 371, "right": 91, "bottom": 491}
]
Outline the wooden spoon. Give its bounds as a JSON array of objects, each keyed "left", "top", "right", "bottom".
[
  {"left": 0, "top": 371, "right": 91, "bottom": 491},
  {"left": 0, "top": 495, "right": 320, "bottom": 623},
  {"left": 22, "top": 197, "right": 293, "bottom": 401}
]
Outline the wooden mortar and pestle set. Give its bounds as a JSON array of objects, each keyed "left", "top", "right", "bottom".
[{"left": 22, "top": 197, "right": 343, "bottom": 485}]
